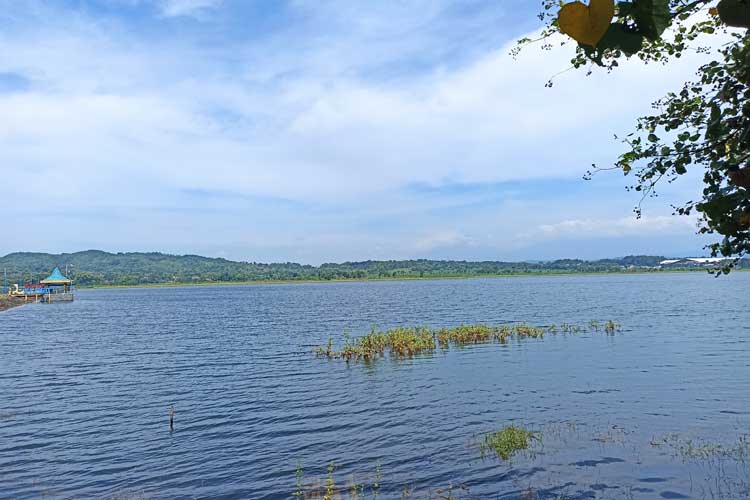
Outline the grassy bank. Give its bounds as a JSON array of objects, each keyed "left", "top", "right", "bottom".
[
  {"left": 77, "top": 267, "right": 732, "bottom": 291},
  {"left": 0, "top": 296, "right": 25, "bottom": 312}
]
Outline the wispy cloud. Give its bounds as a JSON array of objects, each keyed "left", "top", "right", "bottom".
[
  {"left": 532, "top": 216, "right": 698, "bottom": 240},
  {"left": 0, "top": 1, "right": 721, "bottom": 261},
  {"left": 414, "top": 231, "right": 476, "bottom": 252},
  {"left": 159, "top": 0, "right": 222, "bottom": 17}
]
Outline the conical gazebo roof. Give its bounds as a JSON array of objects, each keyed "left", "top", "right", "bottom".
[{"left": 40, "top": 267, "right": 71, "bottom": 285}]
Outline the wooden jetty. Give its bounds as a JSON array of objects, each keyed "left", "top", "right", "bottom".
[{"left": 8, "top": 267, "right": 75, "bottom": 304}]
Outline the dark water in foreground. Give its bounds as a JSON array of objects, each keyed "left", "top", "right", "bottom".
[{"left": 1, "top": 273, "right": 749, "bottom": 500}]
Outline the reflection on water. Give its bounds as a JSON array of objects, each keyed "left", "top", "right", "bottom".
[{"left": 0, "top": 273, "right": 749, "bottom": 499}]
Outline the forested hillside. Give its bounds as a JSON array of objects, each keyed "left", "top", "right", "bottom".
[{"left": 0, "top": 251, "right": 743, "bottom": 287}]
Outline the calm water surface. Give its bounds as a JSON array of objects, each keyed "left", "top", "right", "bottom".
[{"left": 1, "top": 273, "right": 749, "bottom": 499}]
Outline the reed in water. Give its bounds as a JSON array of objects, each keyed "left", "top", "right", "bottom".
[{"left": 315, "top": 321, "right": 622, "bottom": 362}]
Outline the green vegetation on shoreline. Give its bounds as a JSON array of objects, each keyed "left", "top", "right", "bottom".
[
  {"left": 2, "top": 250, "right": 747, "bottom": 289},
  {"left": 0, "top": 296, "right": 24, "bottom": 313}
]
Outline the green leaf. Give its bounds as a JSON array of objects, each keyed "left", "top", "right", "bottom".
[
  {"left": 596, "top": 23, "right": 645, "bottom": 56},
  {"left": 631, "top": 0, "right": 672, "bottom": 40},
  {"left": 617, "top": 1, "right": 634, "bottom": 16},
  {"left": 717, "top": 0, "right": 750, "bottom": 28}
]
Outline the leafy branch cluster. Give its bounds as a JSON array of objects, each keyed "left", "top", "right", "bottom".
[
  {"left": 619, "top": 34, "right": 750, "bottom": 265},
  {"left": 520, "top": 0, "right": 750, "bottom": 270},
  {"left": 515, "top": 0, "right": 721, "bottom": 70}
]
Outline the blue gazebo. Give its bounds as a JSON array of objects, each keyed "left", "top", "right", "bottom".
[{"left": 40, "top": 267, "right": 73, "bottom": 293}]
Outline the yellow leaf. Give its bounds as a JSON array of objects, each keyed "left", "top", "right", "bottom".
[
  {"left": 709, "top": 7, "right": 719, "bottom": 16},
  {"left": 558, "top": 0, "right": 615, "bottom": 47},
  {"left": 622, "top": 163, "right": 632, "bottom": 173}
]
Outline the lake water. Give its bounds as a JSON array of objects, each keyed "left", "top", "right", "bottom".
[{"left": 1, "top": 273, "right": 749, "bottom": 500}]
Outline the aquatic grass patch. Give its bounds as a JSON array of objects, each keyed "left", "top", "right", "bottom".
[
  {"left": 292, "top": 461, "right": 389, "bottom": 499},
  {"left": 604, "top": 320, "right": 622, "bottom": 334},
  {"left": 314, "top": 327, "right": 436, "bottom": 361},
  {"left": 293, "top": 425, "right": 748, "bottom": 499},
  {"left": 480, "top": 425, "right": 541, "bottom": 461},
  {"left": 108, "top": 493, "right": 150, "bottom": 500},
  {"left": 650, "top": 433, "right": 750, "bottom": 499},
  {"left": 315, "top": 321, "right": 622, "bottom": 362},
  {"left": 292, "top": 461, "right": 468, "bottom": 499},
  {"left": 435, "top": 324, "right": 497, "bottom": 346},
  {"left": 652, "top": 433, "right": 750, "bottom": 461}
]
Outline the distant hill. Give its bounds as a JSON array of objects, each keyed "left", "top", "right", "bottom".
[{"left": 0, "top": 251, "right": 744, "bottom": 287}]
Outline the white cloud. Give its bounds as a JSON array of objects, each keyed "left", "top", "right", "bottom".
[
  {"left": 0, "top": 2, "right": 725, "bottom": 260},
  {"left": 0, "top": 27, "right": 717, "bottom": 205},
  {"left": 532, "top": 215, "right": 698, "bottom": 240},
  {"left": 160, "top": 0, "right": 222, "bottom": 17},
  {"left": 413, "top": 230, "right": 476, "bottom": 252}
]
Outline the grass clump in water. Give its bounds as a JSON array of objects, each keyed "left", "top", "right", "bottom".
[
  {"left": 315, "top": 327, "right": 435, "bottom": 362},
  {"left": 651, "top": 433, "right": 750, "bottom": 461},
  {"left": 435, "top": 324, "right": 496, "bottom": 347},
  {"left": 480, "top": 425, "right": 540, "bottom": 461},
  {"left": 604, "top": 320, "right": 622, "bottom": 334},
  {"left": 315, "top": 321, "right": 622, "bottom": 362},
  {"left": 293, "top": 461, "right": 470, "bottom": 499}
]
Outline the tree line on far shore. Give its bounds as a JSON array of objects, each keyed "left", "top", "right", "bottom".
[{"left": 0, "top": 250, "right": 746, "bottom": 287}]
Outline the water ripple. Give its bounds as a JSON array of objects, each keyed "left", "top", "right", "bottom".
[{"left": 1, "top": 274, "right": 749, "bottom": 499}]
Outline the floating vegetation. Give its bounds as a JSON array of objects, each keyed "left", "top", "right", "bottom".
[
  {"left": 314, "top": 327, "right": 436, "bottom": 361},
  {"left": 604, "top": 319, "right": 622, "bottom": 334},
  {"left": 293, "top": 462, "right": 468, "bottom": 499},
  {"left": 107, "top": 494, "right": 150, "bottom": 500},
  {"left": 480, "top": 425, "right": 540, "bottom": 461},
  {"left": 325, "top": 462, "right": 336, "bottom": 499},
  {"left": 294, "top": 426, "right": 750, "bottom": 499},
  {"left": 591, "top": 425, "right": 628, "bottom": 444},
  {"left": 649, "top": 433, "right": 750, "bottom": 499},
  {"left": 651, "top": 433, "right": 750, "bottom": 462},
  {"left": 315, "top": 321, "right": 622, "bottom": 362},
  {"left": 294, "top": 463, "right": 305, "bottom": 500}
]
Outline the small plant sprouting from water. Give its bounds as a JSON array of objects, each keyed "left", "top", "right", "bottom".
[
  {"left": 480, "top": 425, "right": 540, "bottom": 461},
  {"left": 604, "top": 320, "right": 622, "bottom": 334},
  {"left": 400, "top": 484, "right": 413, "bottom": 499},
  {"left": 559, "top": 322, "right": 584, "bottom": 333},
  {"left": 651, "top": 433, "right": 750, "bottom": 461},
  {"left": 292, "top": 461, "right": 385, "bottom": 499},
  {"left": 291, "top": 460, "right": 475, "bottom": 499},
  {"left": 314, "top": 338, "right": 335, "bottom": 358},
  {"left": 434, "top": 483, "right": 469, "bottom": 499},
  {"left": 315, "top": 321, "right": 622, "bottom": 362},
  {"left": 324, "top": 462, "right": 336, "bottom": 500},
  {"left": 373, "top": 461, "right": 381, "bottom": 496},
  {"left": 347, "top": 474, "right": 365, "bottom": 499},
  {"left": 294, "top": 463, "right": 304, "bottom": 500}
]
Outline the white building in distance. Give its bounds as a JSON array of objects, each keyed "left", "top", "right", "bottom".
[{"left": 659, "top": 257, "right": 729, "bottom": 267}]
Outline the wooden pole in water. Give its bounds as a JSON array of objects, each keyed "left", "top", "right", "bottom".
[{"left": 169, "top": 404, "right": 175, "bottom": 431}]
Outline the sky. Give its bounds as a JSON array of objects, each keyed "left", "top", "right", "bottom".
[{"left": 0, "top": 0, "right": 721, "bottom": 263}]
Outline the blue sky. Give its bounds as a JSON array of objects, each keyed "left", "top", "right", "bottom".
[{"left": 0, "top": 0, "right": 717, "bottom": 263}]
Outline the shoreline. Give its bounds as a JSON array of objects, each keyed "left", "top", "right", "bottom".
[
  {"left": 78, "top": 268, "right": 739, "bottom": 291},
  {"left": 0, "top": 297, "right": 26, "bottom": 313}
]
